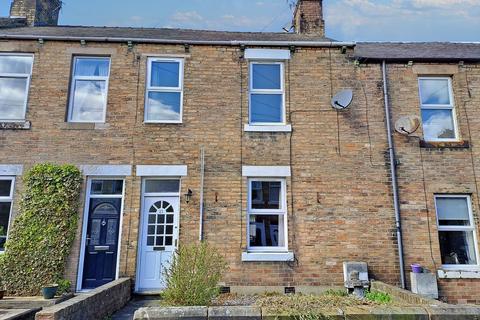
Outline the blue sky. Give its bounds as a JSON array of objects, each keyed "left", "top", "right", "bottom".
[{"left": 1, "top": 0, "right": 480, "bottom": 42}]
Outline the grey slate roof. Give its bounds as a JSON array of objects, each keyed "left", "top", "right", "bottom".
[
  {"left": 355, "top": 42, "right": 480, "bottom": 62},
  {"left": 0, "top": 25, "right": 334, "bottom": 43}
]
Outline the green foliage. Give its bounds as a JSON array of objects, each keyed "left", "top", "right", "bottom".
[
  {"left": 0, "top": 164, "right": 82, "bottom": 296},
  {"left": 162, "top": 242, "right": 228, "bottom": 306},
  {"left": 322, "top": 289, "right": 348, "bottom": 297},
  {"left": 0, "top": 226, "right": 6, "bottom": 236},
  {"left": 365, "top": 290, "right": 392, "bottom": 304},
  {"left": 56, "top": 278, "right": 72, "bottom": 295}
]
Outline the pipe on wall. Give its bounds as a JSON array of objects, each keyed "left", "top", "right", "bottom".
[{"left": 382, "top": 60, "right": 406, "bottom": 289}]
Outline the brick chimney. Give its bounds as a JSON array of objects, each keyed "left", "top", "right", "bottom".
[
  {"left": 9, "top": 0, "right": 61, "bottom": 26},
  {"left": 293, "top": 0, "right": 325, "bottom": 36}
]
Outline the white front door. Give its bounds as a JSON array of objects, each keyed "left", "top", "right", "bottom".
[{"left": 137, "top": 196, "right": 179, "bottom": 292}]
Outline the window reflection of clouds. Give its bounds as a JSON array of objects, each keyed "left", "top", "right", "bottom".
[
  {"left": 146, "top": 92, "right": 181, "bottom": 121},
  {"left": 71, "top": 80, "right": 106, "bottom": 122},
  {"left": 0, "top": 56, "right": 32, "bottom": 74},
  {"left": 0, "top": 77, "right": 28, "bottom": 119},
  {"left": 420, "top": 79, "right": 450, "bottom": 105},
  {"left": 421, "top": 109, "right": 455, "bottom": 140}
]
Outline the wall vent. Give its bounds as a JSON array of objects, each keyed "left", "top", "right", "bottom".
[
  {"left": 219, "top": 286, "right": 231, "bottom": 294},
  {"left": 284, "top": 286, "right": 296, "bottom": 294}
]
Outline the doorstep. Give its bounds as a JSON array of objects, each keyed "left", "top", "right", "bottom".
[{"left": 0, "top": 293, "right": 73, "bottom": 310}]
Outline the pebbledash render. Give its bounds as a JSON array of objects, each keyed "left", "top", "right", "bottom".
[{"left": 1, "top": 0, "right": 480, "bottom": 304}]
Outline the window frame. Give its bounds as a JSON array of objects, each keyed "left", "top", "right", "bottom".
[
  {"left": 67, "top": 56, "right": 112, "bottom": 123},
  {"left": 0, "top": 53, "right": 34, "bottom": 122},
  {"left": 249, "top": 61, "right": 286, "bottom": 126},
  {"left": 0, "top": 176, "right": 15, "bottom": 253},
  {"left": 247, "top": 178, "right": 288, "bottom": 253},
  {"left": 145, "top": 57, "right": 184, "bottom": 124},
  {"left": 434, "top": 194, "right": 480, "bottom": 270},
  {"left": 418, "top": 77, "right": 459, "bottom": 142}
]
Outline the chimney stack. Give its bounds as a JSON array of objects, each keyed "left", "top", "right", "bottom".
[
  {"left": 293, "top": 0, "right": 325, "bottom": 36},
  {"left": 10, "top": 0, "right": 61, "bottom": 26}
]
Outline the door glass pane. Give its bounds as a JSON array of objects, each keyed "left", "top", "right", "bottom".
[
  {"left": 74, "top": 58, "right": 110, "bottom": 77},
  {"left": 251, "top": 181, "right": 281, "bottom": 210},
  {"left": 419, "top": 79, "right": 450, "bottom": 105},
  {"left": 439, "top": 231, "right": 477, "bottom": 265},
  {"left": 91, "top": 180, "right": 123, "bottom": 195},
  {"left": 421, "top": 109, "right": 455, "bottom": 141},
  {"left": 0, "top": 77, "right": 28, "bottom": 120},
  {"left": 250, "top": 94, "right": 282, "bottom": 123},
  {"left": 145, "top": 180, "right": 180, "bottom": 193},
  {"left": 150, "top": 61, "right": 180, "bottom": 87},
  {"left": 71, "top": 80, "right": 107, "bottom": 122},
  {"left": 436, "top": 197, "right": 470, "bottom": 226},
  {"left": 0, "top": 55, "right": 33, "bottom": 74},
  {"left": 146, "top": 91, "right": 181, "bottom": 121},
  {"left": 252, "top": 64, "right": 281, "bottom": 90},
  {"left": 249, "top": 214, "right": 284, "bottom": 247},
  {"left": 90, "top": 219, "right": 101, "bottom": 246},
  {"left": 106, "top": 219, "right": 117, "bottom": 245},
  {"left": 0, "top": 180, "right": 12, "bottom": 197}
]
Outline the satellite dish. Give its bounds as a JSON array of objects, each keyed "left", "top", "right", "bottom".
[
  {"left": 331, "top": 89, "right": 353, "bottom": 110},
  {"left": 395, "top": 116, "right": 420, "bottom": 135}
]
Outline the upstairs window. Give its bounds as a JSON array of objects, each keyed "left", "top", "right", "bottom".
[
  {"left": 418, "top": 77, "right": 458, "bottom": 142},
  {"left": 145, "top": 58, "right": 184, "bottom": 123},
  {"left": 68, "top": 57, "right": 111, "bottom": 123},
  {"left": 435, "top": 195, "right": 479, "bottom": 268},
  {"left": 247, "top": 179, "right": 287, "bottom": 252},
  {"left": 249, "top": 62, "right": 285, "bottom": 125},
  {"left": 0, "top": 177, "right": 14, "bottom": 252},
  {"left": 0, "top": 54, "right": 33, "bottom": 121}
]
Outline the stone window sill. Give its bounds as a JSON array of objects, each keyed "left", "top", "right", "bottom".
[
  {"left": 420, "top": 140, "right": 469, "bottom": 149},
  {"left": 0, "top": 120, "right": 31, "bottom": 130},
  {"left": 437, "top": 269, "right": 480, "bottom": 279},
  {"left": 60, "top": 122, "right": 110, "bottom": 130},
  {"left": 244, "top": 124, "right": 292, "bottom": 133},
  {"left": 241, "top": 251, "right": 294, "bottom": 262}
]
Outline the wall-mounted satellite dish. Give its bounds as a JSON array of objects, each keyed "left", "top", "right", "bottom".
[
  {"left": 394, "top": 116, "right": 420, "bottom": 135},
  {"left": 331, "top": 89, "right": 353, "bottom": 110}
]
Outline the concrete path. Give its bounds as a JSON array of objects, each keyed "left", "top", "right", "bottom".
[{"left": 112, "top": 295, "right": 161, "bottom": 320}]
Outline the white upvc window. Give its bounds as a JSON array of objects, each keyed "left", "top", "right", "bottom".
[
  {"left": 68, "top": 56, "right": 111, "bottom": 123},
  {"left": 0, "top": 54, "right": 34, "bottom": 121},
  {"left": 247, "top": 178, "right": 288, "bottom": 252},
  {"left": 418, "top": 77, "right": 458, "bottom": 142},
  {"left": 145, "top": 57, "right": 184, "bottom": 123},
  {"left": 249, "top": 62, "right": 285, "bottom": 125},
  {"left": 435, "top": 195, "right": 480, "bottom": 270},
  {"left": 0, "top": 177, "right": 15, "bottom": 252}
]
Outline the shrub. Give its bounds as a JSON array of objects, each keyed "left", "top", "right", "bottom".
[
  {"left": 162, "top": 242, "right": 228, "bottom": 306},
  {"left": 0, "top": 163, "right": 82, "bottom": 296},
  {"left": 56, "top": 278, "right": 72, "bottom": 295},
  {"left": 365, "top": 290, "right": 392, "bottom": 304}
]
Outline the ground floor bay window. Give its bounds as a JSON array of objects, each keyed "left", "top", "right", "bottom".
[{"left": 435, "top": 195, "right": 480, "bottom": 269}]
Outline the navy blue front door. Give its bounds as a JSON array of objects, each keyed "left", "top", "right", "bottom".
[{"left": 82, "top": 198, "right": 121, "bottom": 289}]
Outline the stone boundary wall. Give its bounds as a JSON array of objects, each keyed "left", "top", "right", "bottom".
[
  {"left": 370, "top": 280, "right": 445, "bottom": 306},
  {"left": 35, "top": 278, "right": 131, "bottom": 320},
  {"left": 134, "top": 305, "right": 480, "bottom": 320}
]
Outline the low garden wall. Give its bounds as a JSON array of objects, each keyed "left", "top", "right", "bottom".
[
  {"left": 134, "top": 305, "right": 480, "bottom": 320},
  {"left": 35, "top": 278, "right": 131, "bottom": 320}
]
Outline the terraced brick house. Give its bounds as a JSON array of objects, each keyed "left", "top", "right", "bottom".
[{"left": 1, "top": 0, "right": 480, "bottom": 304}]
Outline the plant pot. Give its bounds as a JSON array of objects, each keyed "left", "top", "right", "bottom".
[
  {"left": 42, "top": 285, "right": 58, "bottom": 299},
  {"left": 0, "top": 290, "right": 5, "bottom": 300},
  {"left": 411, "top": 264, "right": 423, "bottom": 273}
]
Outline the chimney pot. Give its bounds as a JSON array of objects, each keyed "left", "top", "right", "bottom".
[{"left": 293, "top": 0, "right": 325, "bottom": 36}]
